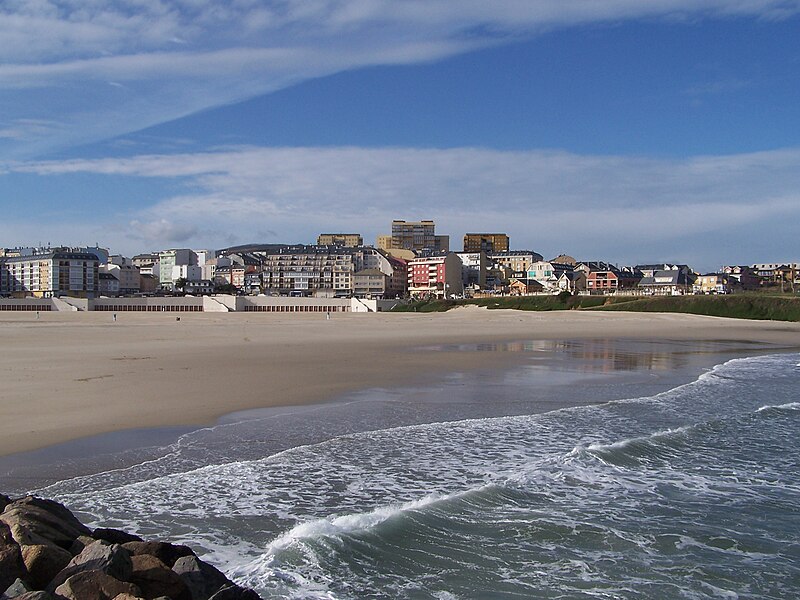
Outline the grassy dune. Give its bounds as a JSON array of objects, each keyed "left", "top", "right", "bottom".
[{"left": 393, "top": 293, "right": 800, "bottom": 322}]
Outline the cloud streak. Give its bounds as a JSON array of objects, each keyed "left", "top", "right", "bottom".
[
  {"left": 6, "top": 145, "right": 800, "bottom": 267},
  {"left": 2, "top": 0, "right": 799, "bottom": 157}
]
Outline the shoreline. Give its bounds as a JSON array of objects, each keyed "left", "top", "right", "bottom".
[{"left": 2, "top": 309, "right": 799, "bottom": 460}]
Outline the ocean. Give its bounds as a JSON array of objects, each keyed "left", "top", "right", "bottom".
[{"left": 3, "top": 340, "right": 799, "bottom": 599}]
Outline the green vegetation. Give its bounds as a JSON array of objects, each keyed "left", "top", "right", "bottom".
[
  {"left": 392, "top": 293, "right": 800, "bottom": 322},
  {"left": 594, "top": 293, "right": 800, "bottom": 321}
]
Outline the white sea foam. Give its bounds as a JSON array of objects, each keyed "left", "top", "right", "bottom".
[{"left": 757, "top": 402, "right": 800, "bottom": 412}]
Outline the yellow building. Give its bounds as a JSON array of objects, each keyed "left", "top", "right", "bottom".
[
  {"left": 463, "top": 233, "right": 509, "bottom": 253},
  {"left": 317, "top": 233, "right": 364, "bottom": 247}
]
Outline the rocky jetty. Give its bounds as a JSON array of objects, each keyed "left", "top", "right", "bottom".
[{"left": 0, "top": 494, "right": 261, "bottom": 600}]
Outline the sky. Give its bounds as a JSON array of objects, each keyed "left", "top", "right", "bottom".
[{"left": 1, "top": 1, "right": 799, "bottom": 271}]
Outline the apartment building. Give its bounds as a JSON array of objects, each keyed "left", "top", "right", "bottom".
[
  {"left": 317, "top": 233, "right": 364, "bottom": 247},
  {"left": 489, "top": 250, "right": 544, "bottom": 280},
  {"left": 158, "top": 249, "right": 197, "bottom": 289},
  {"left": 408, "top": 253, "right": 464, "bottom": 299},
  {"left": 463, "top": 233, "right": 509, "bottom": 253},
  {"left": 455, "top": 252, "right": 489, "bottom": 289},
  {"left": 0, "top": 251, "right": 99, "bottom": 298}
]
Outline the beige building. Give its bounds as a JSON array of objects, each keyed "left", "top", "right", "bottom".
[
  {"left": 317, "top": 233, "right": 364, "bottom": 247},
  {"left": 463, "top": 233, "right": 509, "bottom": 253},
  {"left": 489, "top": 251, "right": 544, "bottom": 280},
  {"left": 0, "top": 250, "right": 99, "bottom": 298}
]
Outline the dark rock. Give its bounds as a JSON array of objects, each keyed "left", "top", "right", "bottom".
[
  {"left": 53, "top": 570, "right": 140, "bottom": 600},
  {"left": 172, "top": 555, "right": 231, "bottom": 600},
  {"left": 48, "top": 540, "right": 132, "bottom": 592},
  {"left": 0, "top": 522, "right": 28, "bottom": 592},
  {"left": 121, "top": 541, "right": 195, "bottom": 568},
  {"left": 0, "top": 495, "right": 10, "bottom": 512},
  {"left": 129, "top": 554, "right": 190, "bottom": 600},
  {"left": 19, "top": 545, "right": 71, "bottom": 590},
  {"left": 208, "top": 584, "right": 261, "bottom": 600},
  {"left": 93, "top": 529, "right": 143, "bottom": 545},
  {"left": 68, "top": 536, "right": 96, "bottom": 557},
  {"left": 2, "top": 578, "right": 34, "bottom": 598},
  {"left": 0, "top": 497, "right": 90, "bottom": 550},
  {"left": 13, "top": 593, "right": 55, "bottom": 600}
]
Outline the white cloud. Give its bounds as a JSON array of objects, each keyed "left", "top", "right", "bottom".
[
  {"left": 1, "top": 0, "right": 799, "bottom": 156},
  {"left": 6, "top": 145, "right": 800, "bottom": 267}
]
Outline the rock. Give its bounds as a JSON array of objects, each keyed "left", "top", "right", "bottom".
[
  {"left": 110, "top": 595, "right": 144, "bottom": 600},
  {"left": 20, "top": 545, "right": 71, "bottom": 590},
  {"left": 121, "top": 541, "right": 195, "bottom": 568},
  {"left": 0, "top": 495, "right": 10, "bottom": 512},
  {"left": 208, "top": 585, "right": 261, "bottom": 600},
  {"left": 2, "top": 578, "right": 34, "bottom": 598},
  {"left": 48, "top": 540, "right": 132, "bottom": 592},
  {"left": 53, "top": 571, "right": 140, "bottom": 600},
  {"left": 93, "top": 529, "right": 143, "bottom": 545},
  {"left": 0, "top": 497, "right": 90, "bottom": 550},
  {"left": 129, "top": 554, "right": 190, "bottom": 600},
  {"left": 172, "top": 555, "right": 231, "bottom": 600},
  {"left": 0, "top": 522, "right": 28, "bottom": 592},
  {"left": 68, "top": 536, "right": 97, "bottom": 557},
  {"left": 13, "top": 593, "right": 55, "bottom": 600}
]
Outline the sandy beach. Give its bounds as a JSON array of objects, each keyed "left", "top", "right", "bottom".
[{"left": 1, "top": 308, "right": 799, "bottom": 457}]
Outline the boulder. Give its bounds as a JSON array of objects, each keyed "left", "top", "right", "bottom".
[
  {"left": 48, "top": 540, "right": 132, "bottom": 592},
  {"left": 110, "top": 595, "right": 145, "bottom": 600},
  {"left": 19, "top": 545, "right": 71, "bottom": 590},
  {"left": 0, "top": 522, "right": 28, "bottom": 591},
  {"left": 208, "top": 585, "right": 261, "bottom": 600},
  {"left": 0, "top": 498, "right": 90, "bottom": 550},
  {"left": 0, "top": 494, "right": 10, "bottom": 512},
  {"left": 12, "top": 593, "right": 55, "bottom": 600},
  {"left": 93, "top": 529, "right": 143, "bottom": 545},
  {"left": 128, "top": 554, "right": 191, "bottom": 600},
  {"left": 121, "top": 541, "right": 195, "bottom": 568},
  {"left": 68, "top": 536, "right": 97, "bottom": 557},
  {"left": 172, "top": 555, "right": 231, "bottom": 600},
  {"left": 53, "top": 571, "right": 140, "bottom": 600},
  {"left": 2, "top": 578, "right": 34, "bottom": 598}
]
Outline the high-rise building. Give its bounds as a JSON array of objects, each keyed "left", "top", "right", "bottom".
[
  {"left": 317, "top": 234, "right": 364, "bottom": 247},
  {"left": 391, "top": 220, "right": 436, "bottom": 251},
  {"left": 463, "top": 233, "right": 509, "bottom": 253}
]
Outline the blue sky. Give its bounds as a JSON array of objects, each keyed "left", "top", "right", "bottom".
[{"left": 1, "top": 1, "right": 799, "bottom": 270}]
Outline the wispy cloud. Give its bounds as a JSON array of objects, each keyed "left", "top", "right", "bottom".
[
  {"left": 2, "top": 0, "right": 799, "bottom": 157},
  {"left": 6, "top": 144, "right": 800, "bottom": 266}
]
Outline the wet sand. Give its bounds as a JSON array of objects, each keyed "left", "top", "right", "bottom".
[{"left": 1, "top": 308, "right": 799, "bottom": 458}]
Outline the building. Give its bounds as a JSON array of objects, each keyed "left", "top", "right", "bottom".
[
  {"left": 489, "top": 250, "right": 544, "bottom": 281},
  {"left": 721, "top": 266, "right": 760, "bottom": 290},
  {"left": 508, "top": 278, "right": 544, "bottom": 296},
  {"left": 636, "top": 264, "right": 694, "bottom": 295},
  {"left": 463, "top": 233, "right": 509, "bottom": 254},
  {"left": 317, "top": 234, "right": 364, "bottom": 247},
  {"left": 392, "top": 220, "right": 435, "bottom": 251},
  {"left": 456, "top": 252, "right": 489, "bottom": 289},
  {"left": 407, "top": 253, "right": 464, "bottom": 299},
  {"left": 158, "top": 249, "right": 198, "bottom": 290},
  {"left": 0, "top": 251, "right": 99, "bottom": 298},
  {"left": 104, "top": 257, "right": 141, "bottom": 295},
  {"left": 556, "top": 270, "right": 587, "bottom": 293},
  {"left": 526, "top": 261, "right": 574, "bottom": 291},
  {"left": 752, "top": 262, "right": 800, "bottom": 290},
  {"left": 98, "top": 272, "right": 120, "bottom": 296},
  {"left": 693, "top": 273, "right": 738, "bottom": 295},
  {"left": 578, "top": 262, "right": 641, "bottom": 294}
]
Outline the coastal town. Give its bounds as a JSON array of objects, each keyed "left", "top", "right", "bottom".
[{"left": 0, "top": 219, "right": 797, "bottom": 312}]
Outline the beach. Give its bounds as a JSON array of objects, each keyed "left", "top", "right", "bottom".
[
  {"left": 3, "top": 308, "right": 800, "bottom": 598},
  {"left": 2, "top": 308, "right": 799, "bottom": 459}
]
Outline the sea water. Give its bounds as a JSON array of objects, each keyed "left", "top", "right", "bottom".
[{"left": 13, "top": 343, "right": 800, "bottom": 598}]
